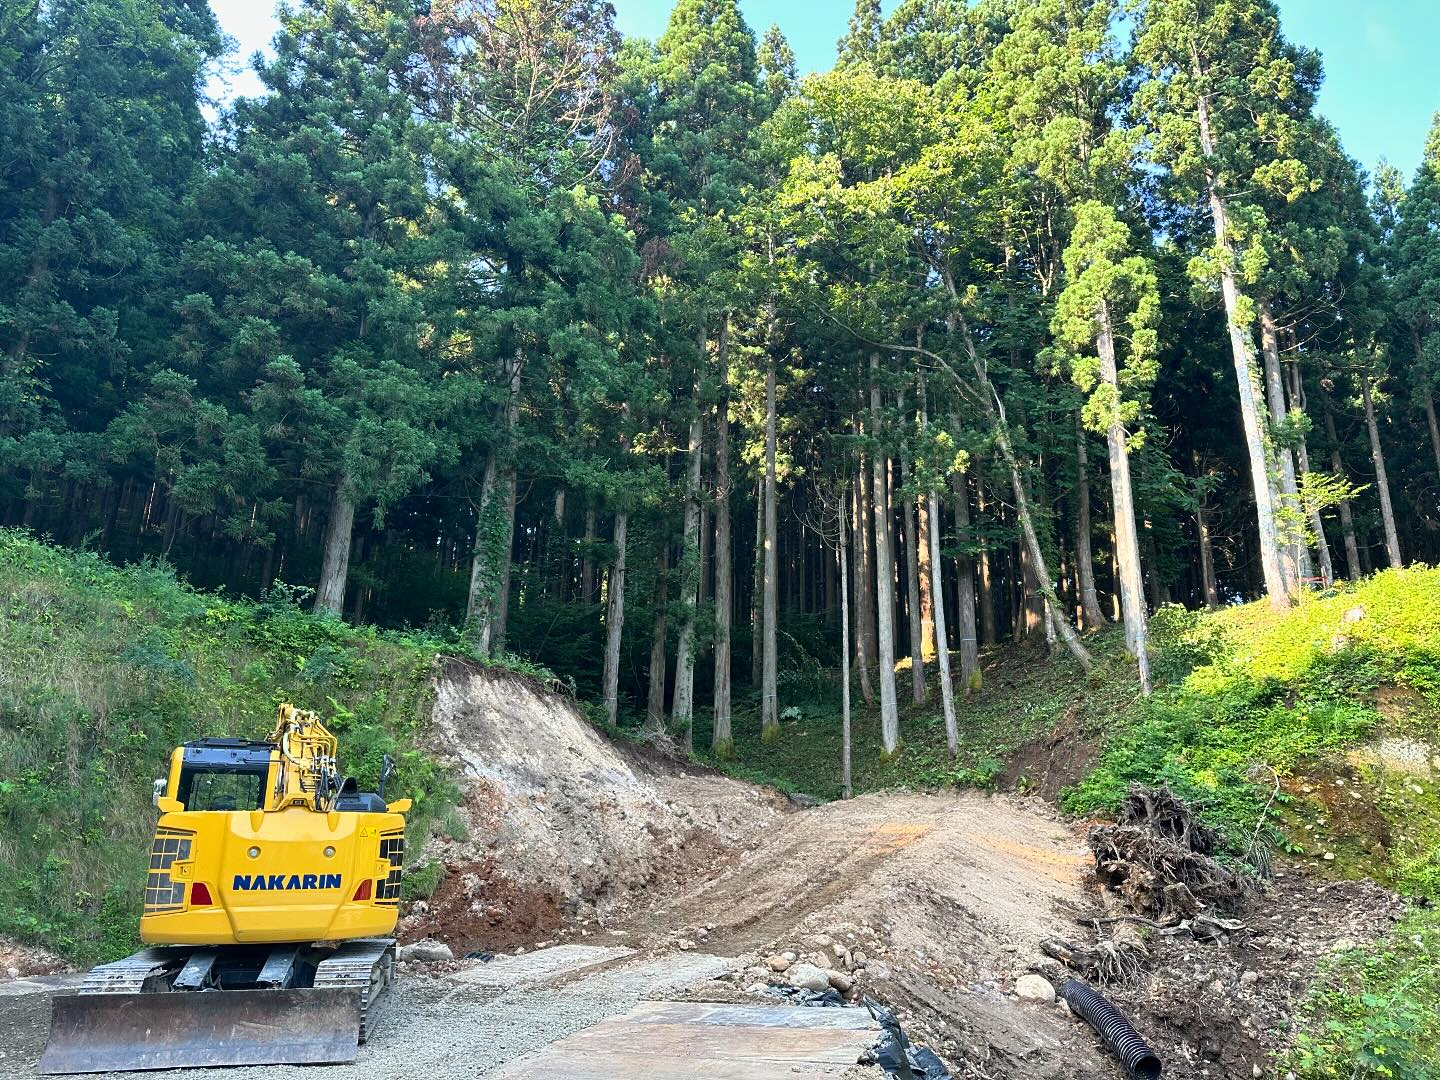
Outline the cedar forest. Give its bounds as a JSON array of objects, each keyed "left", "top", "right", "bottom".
[{"left": 6, "top": 0, "right": 1440, "bottom": 759}]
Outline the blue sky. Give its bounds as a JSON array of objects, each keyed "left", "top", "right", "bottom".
[{"left": 207, "top": 0, "right": 1438, "bottom": 180}]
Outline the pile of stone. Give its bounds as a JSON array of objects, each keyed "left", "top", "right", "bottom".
[{"left": 737, "top": 933, "right": 871, "bottom": 1001}]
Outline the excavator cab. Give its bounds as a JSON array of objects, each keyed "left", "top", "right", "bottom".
[{"left": 38, "top": 706, "right": 411, "bottom": 1075}]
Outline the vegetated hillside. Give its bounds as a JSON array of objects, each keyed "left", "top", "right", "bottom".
[
  {"left": 0, "top": 529, "right": 482, "bottom": 964},
  {"left": 704, "top": 566, "right": 1440, "bottom": 1077}
]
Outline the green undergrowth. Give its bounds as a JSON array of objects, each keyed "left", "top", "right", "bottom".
[
  {"left": 693, "top": 628, "right": 1142, "bottom": 800},
  {"left": 1279, "top": 907, "right": 1440, "bottom": 1080},
  {"left": 1064, "top": 568, "right": 1440, "bottom": 877},
  {"left": 0, "top": 530, "right": 526, "bottom": 964}
]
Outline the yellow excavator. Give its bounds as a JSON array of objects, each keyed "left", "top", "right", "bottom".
[{"left": 38, "top": 705, "right": 411, "bottom": 1074}]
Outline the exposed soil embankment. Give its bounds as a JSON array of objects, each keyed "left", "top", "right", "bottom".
[{"left": 400, "top": 660, "right": 787, "bottom": 953}]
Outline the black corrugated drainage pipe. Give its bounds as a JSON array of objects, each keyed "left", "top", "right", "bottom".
[{"left": 1057, "top": 978, "right": 1162, "bottom": 1079}]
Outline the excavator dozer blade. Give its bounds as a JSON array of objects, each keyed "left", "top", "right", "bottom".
[{"left": 37, "top": 988, "right": 363, "bottom": 1074}]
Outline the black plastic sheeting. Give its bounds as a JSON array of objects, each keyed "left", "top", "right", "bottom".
[
  {"left": 858, "top": 997, "right": 955, "bottom": 1080},
  {"left": 762, "top": 985, "right": 849, "bottom": 1008}
]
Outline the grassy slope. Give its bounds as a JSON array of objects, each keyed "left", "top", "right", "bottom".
[{"left": 0, "top": 530, "right": 476, "bottom": 963}]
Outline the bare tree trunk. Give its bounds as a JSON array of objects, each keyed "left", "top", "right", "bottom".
[
  {"left": 548, "top": 488, "right": 567, "bottom": 598},
  {"left": 751, "top": 479, "right": 764, "bottom": 687},
  {"left": 602, "top": 511, "right": 629, "bottom": 727},
  {"left": 1197, "top": 501, "right": 1220, "bottom": 610},
  {"left": 1073, "top": 413, "right": 1107, "bottom": 630},
  {"left": 712, "top": 316, "right": 733, "bottom": 756},
  {"left": 950, "top": 470, "right": 981, "bottom": 693},
  {"left": 647, "top": 544, "right": 670, "bottom": 728},
  {"left": 1194, "top": 73, "right": 1291, "bottom": 609},
  {"left": 1097, "top": 300, "right": 1151, "bottom": 694},
  {"left": 927, "top": 489, "right": 959, "bottom": 757},
  {"left": 761, "top": 360, "right": 781, "bottom": 742},
  {"left": 1259, "top": 303, "right": 1309, "bottom": 587},
  {"left": 671, "top": 324, "right": 707, "bottom": 747},
  {"left": 853, "top": 458, "right": 876, "bottom": 706},
  {"left": 988, "top": 392, "right": 1093, "bottom": 670},
  {"left": 900, "top": 456, "right": 926, "bottom": 704},
  {"left": 1284, "top": 360, "right": 1334, "bottom": 588},
  {"left": 1361, "top": 374, "right": 1403, "bottom": 569},
  {"left": 491, "top": 470, "right": 518, "bottom": 652},
  {"left": 581, "top": 504, "right": 597, "bottom": 602},
  {"left": 870, "top": 356, "right": 900, "bottom": 753},
  {"left": 838, "top": 490, "right": 853, "bottom": 798},
  {"left": 915, "top": 492, "right": 935, "bottom": 659},
  {"left": 1323, "top": 399, "right": 1363, "bottom": 581},
  {"left": 976, "top": 477, "right": 997, "bottom": 646},
  {"left": 315, "top": 481, "right": 355, "bottom": 615}
]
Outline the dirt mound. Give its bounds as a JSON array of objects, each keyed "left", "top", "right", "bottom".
[
  {"left": 614, "top": 791, "right": 1114, "bottom": 1079},
  {"left": 406, "top": 661, "right": 785, "bottom": 950}
]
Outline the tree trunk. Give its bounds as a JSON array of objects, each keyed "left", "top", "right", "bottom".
[
  {"left": 915, "top": 491, "right": 936, "bottom": 660},
  {"left": 838, "top": 490, "right": 853, "bottom": 799},
  {"left": 315, "top": 481, "right": 355, "bottom": 615},
  {"left": 751, "top": 478, "right": 764, "bottom": 687},
  {"left": 870, "top": 356, "right": 900, "bottom": 753},
  {"left": 1197, "top": 500, "right": 1220, "bottom": 610},
  {"left": 1259, "top": 303, "right": 1309, "bottom": 587},
  {"left": 602, "top": 511, "right": 629, "bottom": 727},
  {"left": 1361, "top": 374, "right": 1403, "bottom": 569},
  {"left": 853, "top": 459, "right": 876, "bottom": 706},
  {"left": 987, "top": 390, "right": 1093, "bottom": 669},
  {"left": 712, "top": 315, "right": 733, "bottom": 756},
  {"left": 950, "top": 470, "right": 980, "bottom": 693},
  {"left": 671, "top": 323, "right": 707, "bottom": 747},
  {"left": 900, "top": 456, "right": 926, "bottom": 704},
  {"left": 1193, "top": 74, "right": 1290, "bottom": 609},
  {"left": 1322, "top": 400, "right": 1363, "bottom": 581},
  {"left": 927, "top": 489, "right": 959, "bottom": 757},
  {"left": 548, "top": 488, "right": 567, "bottom": 598},
  {"left": 647, "top": 544, "right": 670, "bottom": 728},
  {"left": 976, "top": 477, "right": 997, "bottom": 646},
  {"left": 761, "top": 359, "right": 781, "bottom": 741},
  {"left": 1284, "top": 359, "right": 1334, "bottom": 588},
  {"left": 1073, "top": 413, "right": 1108, "bottom": 630},
  {"left": 1096, "top": 299, "right": 1151, "bottom": 694},
  {"left": 491, "top": 468, "right": 518, "bottom": 652},
  {"left": 581, "top": 504, "right": 597, "bottom": 602}
]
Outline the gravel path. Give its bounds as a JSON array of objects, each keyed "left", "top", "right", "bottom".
[{"left": 0, "top": 950, "right": 744, "bottom": 1079}]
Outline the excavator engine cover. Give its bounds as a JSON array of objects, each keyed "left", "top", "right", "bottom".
[{"left": 37, "top": 988, "right": 363, "bottom": 1074}]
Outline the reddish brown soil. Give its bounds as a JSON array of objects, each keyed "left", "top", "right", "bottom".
[{"left": 400, "top": 856, "right": 565, "bottom": 954}]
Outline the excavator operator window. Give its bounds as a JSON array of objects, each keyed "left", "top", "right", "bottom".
[
  {"left": 175, "top": 740, "right": 274, "bottom": 812},
  {"left": 182, "top": 769, "right": 265, "bottom": 812}
]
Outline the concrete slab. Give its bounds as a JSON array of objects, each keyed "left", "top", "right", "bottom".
[
  {"left": 490, "top": 1000, "right": 879, "bottom": 1079},
  {"left": 453, "top": 944, "right": 635, "bottom": 988}
]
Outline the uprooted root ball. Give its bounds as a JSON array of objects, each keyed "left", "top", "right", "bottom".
[{"left": 1089, "top": 785, "right": 1253, "bottom": 924}]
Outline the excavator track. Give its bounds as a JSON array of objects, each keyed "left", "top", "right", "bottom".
[{"left": 314, "top": 937, "right": 396, "bottom": 1042}]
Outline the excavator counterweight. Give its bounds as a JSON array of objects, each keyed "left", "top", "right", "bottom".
[{"left": 37, "top": 706, "right": 410, "bottom": 1074}]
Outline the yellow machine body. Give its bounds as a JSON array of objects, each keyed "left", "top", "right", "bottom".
[
  {"left": 142, "top": 707, "right": 409, "bottom": 946},
  {"left": 37, "top": 705, "right": 413, "bottom": 1075}
]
